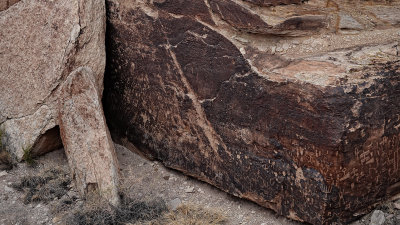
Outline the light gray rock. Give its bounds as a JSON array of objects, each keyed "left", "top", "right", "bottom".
[
  {"left": 370, "top": 210, "right": 385, "bottom": 225},
  {"left": 368, "top": 6, "right": 400, "bottom": 26},
  {"left": 394, "top": 201, "right": 400, "bottom": 210},
  {"left": 168, "top": 198, "right": 182, "bottom": 211},
  {"left": 184, "top": 186, "right": 195, "bottom": 193},
  {"left": 0, "top": 171, "right": 7, "bottom": 177},
  {"left": 4, "top": 185, "right": 13, "bottom": 193},
  {"left": 339, "top": 13, "right": 364, "bottom": 31}
]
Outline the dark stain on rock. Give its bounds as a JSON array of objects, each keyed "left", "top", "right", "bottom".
[
  {"left": 243, "top": 0, "right": 304, "bottom": 7},
  {"left": 153, "top": 0, "right": 215, "bottom": 25},
  {"left": 159, "top": 12, "right": 251, "bottom": 99},
  {"left": 210, "top": 0, "right": 272, "bottom": 33}
]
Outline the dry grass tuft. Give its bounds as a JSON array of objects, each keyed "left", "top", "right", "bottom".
[
  {"left": 66, "top": 196, "right": 167, "bottom": 225},
  {"left": 146, "top": 204, "right": 226, "bottom": 225},
  {"left": 22, "top": 144, "right": 35, "bottom": 166},
  {"left": 0, "top": 128, "right": 13, "bottom": 170},
  {"left": 66, "top": 195, "right": 225, "bottom": 225},
  {"left": 0, "top": 150, "right": 12, "bottom": 170},
  {"left": 12, "top": 168, "right": 71, "bottom": 204}
]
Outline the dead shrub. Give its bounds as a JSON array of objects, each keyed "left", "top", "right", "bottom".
[
  {"left": 0, "top": 128, "right": 13, "bottom": 170},
  {"left": 150, "top": 204, "right": 226, "bottom": 225},
  {"left": 12, "top": 168, "right": 71, "bottom": 204},
  {"left": 66, "top": 195, "right": 167, "bottom": 225},
  {"left": 67, "top": 196, "right": 225, "bottom": 225}
]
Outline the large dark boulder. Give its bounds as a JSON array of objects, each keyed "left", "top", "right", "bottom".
[{"left": 103, "top": 0, "right": 400, "bottom": 224}]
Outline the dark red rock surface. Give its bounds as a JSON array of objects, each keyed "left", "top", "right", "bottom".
[
  {"left": 103, "top": 0, "right": 400, "bottom": 224},
  {"left": 243, "top": 0, "right": 303, "bottom": 6}
]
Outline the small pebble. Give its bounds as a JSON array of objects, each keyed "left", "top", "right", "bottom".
[
  {"left": 168, "top": 198, "right": 182, "bottom": 211},
  {"left": 282, "top": 43, "right": 290, "bottom": 51},
  {"left": 52, "top": 216, "right": 62, "bottom": 223},
  {"left": 394, "top": 201, "right": 400, "bottom": 210},
  {"left": 271, "top": 46, "right": 276, "bottom": 54},
  {"left": 4, "top": 185, "right": 13, "bottom": 192},
  {"left": 184, "top": 186, "right": 194, "bottom": 193},
  {"left": 0, "top": 171, "right": 7, "bottom": 177}
]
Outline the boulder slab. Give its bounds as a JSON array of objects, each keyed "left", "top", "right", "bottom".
[
  {"left": 0, "top": 0, "right": 119, "bottom": 205},
  {"left": 104, "top": 0, "right": 400, "bottom": 223}
]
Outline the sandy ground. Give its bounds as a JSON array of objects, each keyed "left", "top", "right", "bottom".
[
  {"left": 1, "top": 144, "right": 399, "bottom": 225},
  {"left": 0, "top": 144, "right": 302, "bottom": 225},
  {"left": 115, "top": 145, "right": 301, "bottom": 225}
]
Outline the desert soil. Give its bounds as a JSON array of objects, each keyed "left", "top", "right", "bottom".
[{"left": 1, "top": 144, "right": 399, "bottom": 225}]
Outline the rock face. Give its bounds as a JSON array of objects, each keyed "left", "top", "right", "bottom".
[
  {"left": 0, "top": 0, "right": 119, "bottom": 205},
  {"left": 104, "top": 0, "right": 400, "bottom": 223}
]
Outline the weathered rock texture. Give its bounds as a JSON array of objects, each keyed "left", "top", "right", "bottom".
[
  {"left": 0, "top": 0, "right": 20, "bottom": 11},
  {"left": 0, "top": 0, "right": 119, "bottom": 205},
  {"left": 104, "top": 0, "right": 400, "bottom": 223}
]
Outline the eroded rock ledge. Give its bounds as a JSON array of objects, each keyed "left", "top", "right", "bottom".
[{"left": 104, "top": 0, "right": 400, "bottom": 224}]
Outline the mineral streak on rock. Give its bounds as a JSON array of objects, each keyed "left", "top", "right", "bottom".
[
  {"left": 103, "top": 0, "right": 400, "bottom": 224},
  {"left": 0, "top": 0, "right": 120, "bottom": 205}
]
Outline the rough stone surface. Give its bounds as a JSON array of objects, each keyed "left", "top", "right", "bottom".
[
  {"left": 104, "top": 0, "right": 400, "bottom": 224},
  {"left": 369, "top": 210, "right": 385, "bottom": 225},
  {"left": 59, "top": 67, "right": 120, "bottom": 206},
  {"left": 243, "top": 0, "right": 303, "bottom": 6},
  {"left": 0, "top": 0, "right": 119, "bottom": 205},
  {"left": 168, "top": 198, "right": 182, "bottom": 211},
  {"left": 338, "top": 12, "right": 364, "bottom": 32}
]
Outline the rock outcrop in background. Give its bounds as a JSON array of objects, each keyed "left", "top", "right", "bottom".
[
  {"left": 0, "top": 0, "right": 119, "bottom": 205},
  {"left": 103, "top": 0, "right": 400, "bottom": 224}
]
